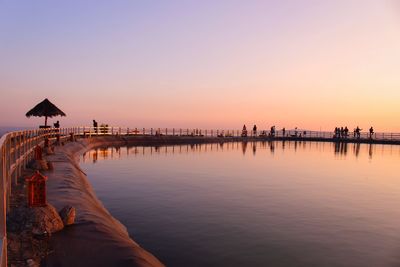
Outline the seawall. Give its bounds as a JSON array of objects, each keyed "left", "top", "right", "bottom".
[{"left": 42, "top": 137, "right": 166, "bottom": 267}]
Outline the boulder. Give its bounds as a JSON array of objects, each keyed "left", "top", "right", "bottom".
[
  {"left": 44, "top": 146, "right": 54, "bottom": 155},
  {"left": 47, "top": 161, "right": 54, "bottom": 170},
  {"left": 29, "top": 160, "right": 49, "bottom": 171},
  {"left": 59, "top": 205, "right": 76, "bottom": 226},
  {"left": 28, "top": 204, "right": 64, "bottom": 235},
  {"left": 26, "top": 259, "right": 39, "bottom": 267}
]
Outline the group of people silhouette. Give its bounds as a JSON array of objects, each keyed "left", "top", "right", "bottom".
[
  {"left": 334, "top": 126, "right": 375, "bottom": 139},
  {"left": 334, "top": 126, "right": 349, "bottom": 138},
  {"left": 242, "top": 124, "right": 280, "bottom": 137},
  {"left": 242, "top": 124, "right": 376, "bottom": 140}
]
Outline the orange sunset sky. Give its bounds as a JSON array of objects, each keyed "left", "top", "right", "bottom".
[{"left": 1, "top": 1, "right": 399, "bottom": 131}]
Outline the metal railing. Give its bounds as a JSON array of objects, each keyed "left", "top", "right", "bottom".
[
  {"left": 1, "top": 126, "right": 400, "bottom": 266},
  {"left": 74, "top": 126, "right": 400, "bottom": 141}
]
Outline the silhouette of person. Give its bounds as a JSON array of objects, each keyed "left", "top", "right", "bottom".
[
  {"left": 369, "top": 127, "right": 374, "bottom": 139},
  {"left": 253, "top": 125, "right": 257, "bottom": 136},
  {"left": 270, "top": 126, "right": 275, "bottom": 137},
  {"left": 53, "top": 121, "right": 60, "bottom": 128},
  {"left": 93, "top": 119, "right": 98, "bottom": 133},
  {"left": 242, "top": 124, "right": 248, "bottom": 137},
  {"left": 282, "top": 127, "right": 286, "bottom": 137},
  {"left": 344, "top": 126, "right": 349, "bottom": 138},
  {"left": 355, "top": 126, "right": 362, "bottom": 139}
]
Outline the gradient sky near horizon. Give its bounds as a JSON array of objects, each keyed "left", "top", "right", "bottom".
[{"left": 1, "top": 1, "right": 399, "bottom": 131}]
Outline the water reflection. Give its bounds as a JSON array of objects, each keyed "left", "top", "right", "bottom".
[
  {"left": 81, "top": 141, "right": 397, "bottom": 163},
  {"left": 80, "top": 140, "right": 400, "bottom": 267}
]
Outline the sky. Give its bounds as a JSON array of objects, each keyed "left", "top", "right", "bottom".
[{"left": 1, "top": 0, "right": 399, "bottom": 131}]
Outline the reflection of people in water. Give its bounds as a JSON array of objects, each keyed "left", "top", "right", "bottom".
[
  {"left": 353, "top": 143, "right": 361, "bottom": 157},
  {"left": 241, "top": 141, "right": 248, "bottom": 155},
  {"left": 269, "top": 141, "right": 275, "bottom": 153},
  {"left": 93, "top": 148, "right": 98, "bottom": 163},
  {"left": 369, "top": 144, "right": 373, "bottom": 158},
  {"left": 252, "top": 142, "right": 256, "bottom": 155},
  {"left": 335, "top": 142, "right": 340, "bottom": 154},
  {"left": 342, "top": 142, "right": 347, "bottom": 155}
]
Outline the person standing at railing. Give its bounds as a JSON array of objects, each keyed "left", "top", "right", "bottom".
[
  {"left": 355, "top": 126, "right": 362, "bottom": 139},
  {"left": 253, "top": 125, "right": 257, "bottom": 137},
  {"left": 241, "top": 125, "right": 248, "bottom": 137},
  {"left": 93, "top": 120, "right": 98, "bottom": 134},
  {"left": 369, "top": 127, "right": 374, "bottom": 139},
  {"left": 282, "top": 127, "right": 286, "bottom": 137},
  {"left": 53, "top": 121, "right": 60, "bottom": 140},
  {"left": 344, "top": 126, "right": 349, "bottom": 138}
]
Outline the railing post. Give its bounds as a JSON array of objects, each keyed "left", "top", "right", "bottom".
[
  {"left": 12, "top": 134, "right": 17, "bottom": 187},
  {"left": 0, "top": 140, "right": 7, "bottom": 266}
]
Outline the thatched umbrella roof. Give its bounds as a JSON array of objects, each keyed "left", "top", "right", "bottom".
[{"left": 26, "top": 98, "right": 66, "bottom": 127}]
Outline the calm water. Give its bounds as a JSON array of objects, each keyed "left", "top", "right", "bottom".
[{"left": 80, "top": 141, "right": 400, "bottom": 267}]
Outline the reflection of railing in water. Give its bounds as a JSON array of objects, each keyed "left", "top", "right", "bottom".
[{"left": 81, "top": 141, "right": 400, "bottom": 164}]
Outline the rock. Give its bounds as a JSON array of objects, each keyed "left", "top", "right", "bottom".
[
  {"left": 29, "top": 160, "right": 49, "bottom": 171},
  {"left": 26, "top": 259, "right": 39, "bottom": 267},
  {"left": 47, "top": 161, "right": 54, "bottom": 170},
  {"left": 59, "top": 205, "right": 76, "bottom": 226},
  {"left": 44, "top": 146, "right": 54, "bottom": 155},
  {"left": 28, "top": 204, "right": 64, "bottom": 234},
  {"left": 7, "top": 234, "right": 20, "bottom": 253}
]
